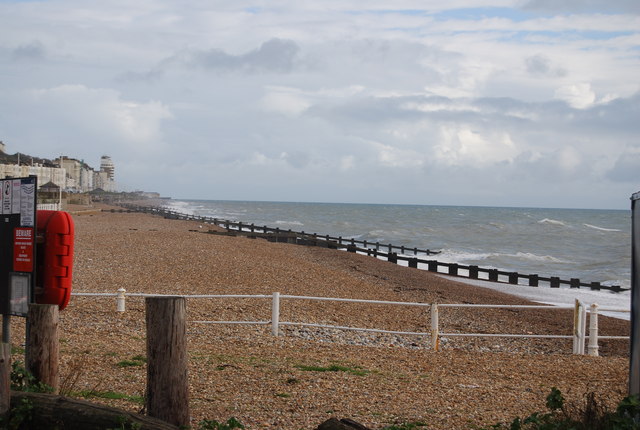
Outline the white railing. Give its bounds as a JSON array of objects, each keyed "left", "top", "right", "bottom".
[
  {"left": 37, "top": 203, "right": 61, "bottom": 211},
  {"left": 72, "top": 290, "right": 630, "bottom": 356}
]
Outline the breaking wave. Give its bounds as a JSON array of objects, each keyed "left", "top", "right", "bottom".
[
  {"left": 538, "top": 218, "right": 566, "bottom": 226},
  {"left": 584, "top": 223, "right": 621, "bottom": 232}
]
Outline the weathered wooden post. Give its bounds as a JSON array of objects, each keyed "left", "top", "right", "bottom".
[
  {"left": 27, "top": 304, "right": 60, "bottom": 394},
  {"left": 427, "top": 261, "right": 438, "bottom": 272},
  {"left": 0, "top": 340, "right": 10, "bottom": 415},
  {"left": 469, "top": 266, "right": 479, "bottom": 279},
  {"left": 550, "top": 277, "right": 560, "bottom": 288},
  {"left": 570, "top": 278, "right": 581, "bottom": 289},
  {"left": 448, "top": 263, "right": 458, "bottom": 276},
  {"left": 508, "top": 273, "right": 518, "bottom": 285},
  {"left": 488, "top": 269, "right": 499, "bottom": 282},
  {"left": 529, "top": 274, "right": 539, "bottom": 287},
  {"left": 146, "top": 297, "right": 189, "bottom": 427}
]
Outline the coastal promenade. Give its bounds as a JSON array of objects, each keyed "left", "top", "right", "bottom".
[{"left": 19, "top": 203, "right": 630, "bottom": 429}]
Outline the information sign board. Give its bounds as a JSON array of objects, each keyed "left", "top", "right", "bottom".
[{"left": 0, "top": 176, "right": 37, "bottom": 316}]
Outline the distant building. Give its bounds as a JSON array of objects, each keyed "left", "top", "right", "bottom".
[
  {"left": 57, "top": 157, "right": 94, "bottom": 192},
  {"left": 97, "top": 155, "right": 116, "bottom": 192},
  {"left": 0, "top": 162, "right": 66, "bottom": 189},
  {"left": 1, "top": 143, "right": 116, "bottom": 193}
]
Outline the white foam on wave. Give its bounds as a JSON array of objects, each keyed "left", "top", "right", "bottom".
[
  {"left": 436, "top": 249, "right": 565, "bottom": 264},
  {"left": 538, "top": 218, "right": 566, "bottom": 226},
  {"left": 162, "top": 201, "right": 196, "bottom": 215},
  {"left": 583, "top": 223, "right": 622, "bottom": 232},
  {"left": 512, "top": 252, "right": 566, "bottom": 263},
  {"left": 274, "top": 220, "right": 304, "bottom": 226}
]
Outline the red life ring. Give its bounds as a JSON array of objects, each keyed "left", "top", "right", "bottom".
[{"left": 36, "top": 210, "right": 75, "bottom": 310}]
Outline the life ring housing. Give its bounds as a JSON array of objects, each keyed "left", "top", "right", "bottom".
[{"left": 36, "top": 210, "right": 75, "bottom": 310}]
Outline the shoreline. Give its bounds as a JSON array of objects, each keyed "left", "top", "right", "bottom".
[{"left": 34, "top": 205, "right": 630, "bottom": 429}]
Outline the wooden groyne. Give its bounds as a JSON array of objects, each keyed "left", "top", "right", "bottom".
[{"left": 114, "top": 204, "right": 628, "bottom": 293}]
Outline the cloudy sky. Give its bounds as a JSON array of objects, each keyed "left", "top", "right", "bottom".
[{"left": 1, "top": 0, "right": 638, "bottom": 209}]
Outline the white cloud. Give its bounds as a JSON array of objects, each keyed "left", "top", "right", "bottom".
[
  {"left": 554, "top": 83, "right": 596, "bottom": 109},
  {"left": 434, "top": 126, "right": 518, "bottom": 167},
  {"left": 24, "top": 84, "right": 172, "bottom": 153}
]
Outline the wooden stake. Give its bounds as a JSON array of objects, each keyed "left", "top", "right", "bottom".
[
  {"left": 145, "top": 297, "right": 189, "bottom": 427},
  {"left": 27, "top": 304, "right": 59, "bottom": 394}
]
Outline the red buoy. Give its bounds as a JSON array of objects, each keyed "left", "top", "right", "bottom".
[{"left": 36, "top": 210, "right": 75, "bottom": 310}]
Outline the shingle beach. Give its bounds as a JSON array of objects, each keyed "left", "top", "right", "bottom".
[{"left": 12, "top": 203, "right": 630, "bottom": 429}]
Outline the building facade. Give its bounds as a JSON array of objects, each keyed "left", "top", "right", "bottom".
[{"left": 1, "top": 143, "right": 116, "bottom": 193}]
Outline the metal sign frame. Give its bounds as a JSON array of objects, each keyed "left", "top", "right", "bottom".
[
  {"left": 631, "top": 191, "right": 640, "bottom": 396},
  {"left": 0, "top": 176, "right": 37, "bottom": 318}
]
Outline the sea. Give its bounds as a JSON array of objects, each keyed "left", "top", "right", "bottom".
[{"left": 161, "top": 199, "right": 633, "bottom": 317}]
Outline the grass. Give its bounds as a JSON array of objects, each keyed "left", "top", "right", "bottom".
[
  {"left": 294, "top": 363, "right": 369, "bottom": 376},
  {"left": 116, "top": 355, "right": 146, "bottom": 368}
]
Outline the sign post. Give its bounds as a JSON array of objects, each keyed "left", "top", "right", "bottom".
[
  {"left": 0, "top": 176, "right": 37, "bottom": 415},
  {"left": 1, "top": 176, "right": 37, "bottom": 320},
  {"left": 631, "top": 191, "right": 640, "bottom": 396}
]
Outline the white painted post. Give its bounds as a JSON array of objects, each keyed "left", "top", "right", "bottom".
[
  {"left": 573, "top": 299, "right": 582, "bottom": 354},
  {"left": 431, "top": 304, "right": 439, "bottom": 351},
  {"left": 588, "top": 303, "right": 600, "bottom": 357},
  {"left": 580, "top": 303, "right": 587, "bottom": 354},
  {"left": 573, "top": 299, "right": 586, "bottom": 355},
  {"left": 271, "top": 292, "right": 280, "bottom": 336},
  {"left": 116, "top": 288, "right": 126, "bottom": 312}
]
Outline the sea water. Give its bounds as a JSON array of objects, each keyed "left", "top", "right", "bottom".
[{"left": 162, "top": 199, "right": 632, "bottom": 314}]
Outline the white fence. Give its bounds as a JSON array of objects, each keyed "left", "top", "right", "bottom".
[
  {"left": 37, "top": 203, "right": 61, "bottom": 211},
  {"left": 72, "top": 290, "right": 630, "bottom": 356}
]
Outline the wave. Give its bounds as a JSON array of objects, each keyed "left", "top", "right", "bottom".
[
  {"left": 274, "top": 220, "right": 304, "bottom": 226},
  {"left": 436, "top": 249, "right": 565, "bottom": 264},
  {"left": 537, "top": 218, "right": 566, "bottom": 226},
  {"left": 512, "top": 252, "right": 565, "bottom": 263},
  {"left": 583, "top": 223, "right": 622, "bottom": 232}
]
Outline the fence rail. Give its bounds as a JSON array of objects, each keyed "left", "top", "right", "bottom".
[
  {"left": 72, "top": 290, "right": 630, "bottom": 356},
  {"left": 114, "top": 204, "right": 627, "bottom": 293}
]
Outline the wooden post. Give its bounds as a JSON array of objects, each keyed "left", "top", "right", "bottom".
[
  {"left": 448, "top": 264, "right": 458, "bottom": 276},
  {"left": 508, "top": 273, "right": 518, "bottom": 284},
  {"left": 469, "top": 266, "right": 479, "bottom": 279},
  {"left": 550, "top": 277, "right": 560, "bottom": 288},
  {"left": 27, "top": 304, "right": 60, "bottom": 394},
  {"left": 388, "top": 252, "right": 398, "bottom": 264},
  {"left": 427, "top": 261, "right": 438, "bottom": 272},
  {"left": 146, "top": 297, "right": 189, "bottom": 427},
  {"left": 529, "top": 274, "right": 539, "bottom": 287},
  {"left": 489, "top": 269, "right": 499, "bottom": 282},
  {"left": 0, "top": 342, "right": 10, "bottom": 415}
]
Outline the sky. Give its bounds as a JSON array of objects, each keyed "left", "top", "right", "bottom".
[{"left": 0, "top": 0, "right": 638, "bottom": 209}]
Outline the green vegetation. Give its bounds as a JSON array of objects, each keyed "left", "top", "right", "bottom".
[
  {"left": 481, "top": 388, "right": 640, "bottom": 430},
  {"left": 295, "top": 363, "right": 369, "bottom": 376},
  {"left": 382, "top": 422, "right": 428, "bottom": 430},
  {"left": 76, "top": 389, "right": 145, "bottom": 404},
  {"left": 116, "top": 355, "right": 147, "bottom": 368},
  {"left": 197, "top": 417, "right": 245, "bottom": 430},
  {"left": 107, "top": 415, "right": 142, "bottom": 430},
  {"left": 10, "top": 361, "right": 53, "bottom": 393}
]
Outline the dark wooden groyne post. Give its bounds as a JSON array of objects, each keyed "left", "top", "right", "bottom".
[
  {"left": 27, "top": 304, "right": 60, "bottom": 394},
  {"left": 146, "top": 297, "right": 189, "bottom": 427}
]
